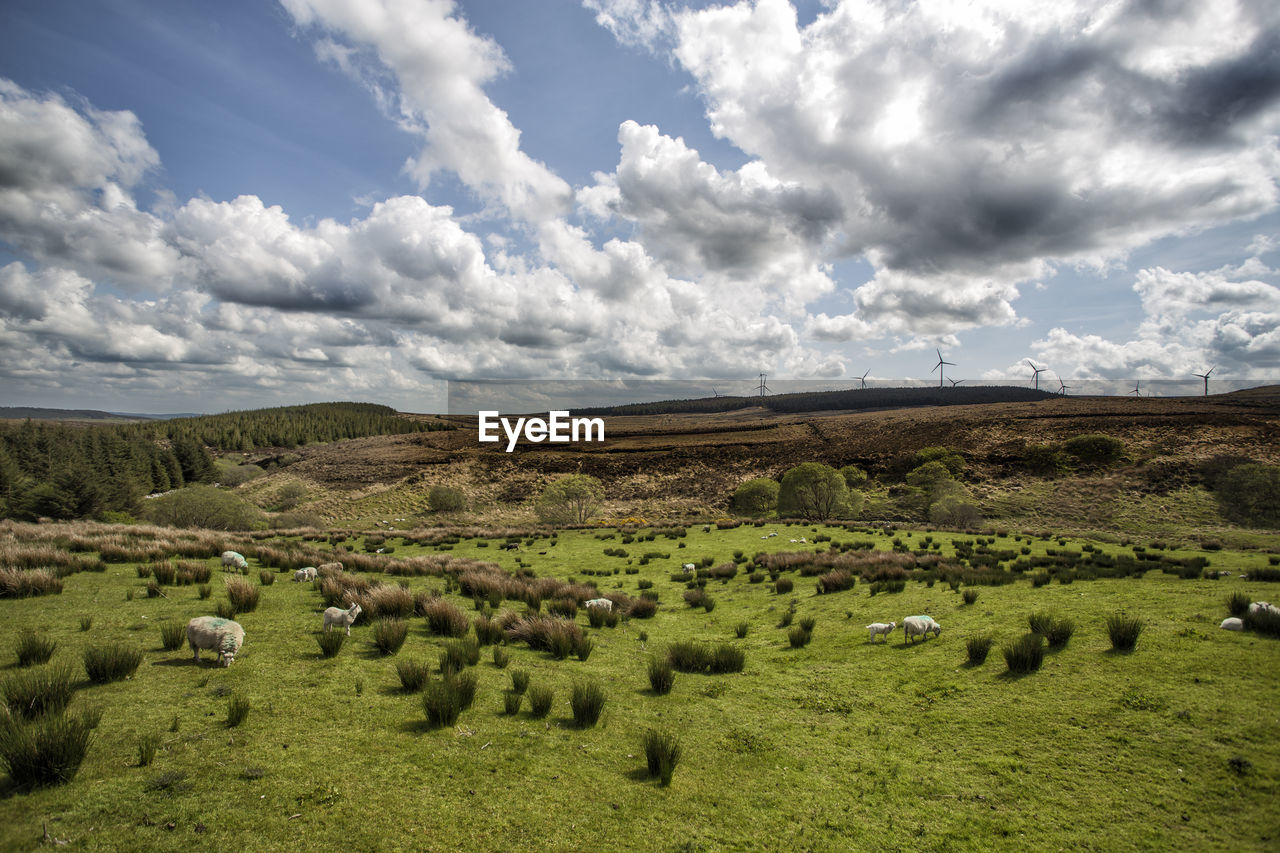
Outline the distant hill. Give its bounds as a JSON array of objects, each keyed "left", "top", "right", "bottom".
[
  {"left": 0, "top": 406, "right": 156, "bottom": 422},
  {"left": 579, "top": 385, "right": 1060, "bottom": 416}
]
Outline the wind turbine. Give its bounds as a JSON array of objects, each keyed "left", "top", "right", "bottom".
[
  {"left": 1192, "top": 367, "right": 1215, "bottom": 396},
  {"left": 932, "top": 349, "right": 955, "bottom": 388},
  {"left": 756, "top": 373, "right": 771, "bottom": 397},
  {"left": 858, "top": 369, "right": 870, "bottom": 389},
  {"left": 1056, "top": 375, "right": 1070, "bottom": 396},
  {"left": 948, "top": 377, "right": 964, "bottom": 387},
  {"left": 1131, "top": 380, "right": 1142, "bottom": 397},
  {"left": 1025, "top": 359, "right": 1047, "bottom": 390},
  {"left": 711, "top": 387, "right": 723, "bottom": 398}
]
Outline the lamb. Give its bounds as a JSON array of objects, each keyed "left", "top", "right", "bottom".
[
  {"left": 866, "top": 621, "right": 896, "bottom": 643},
  {"left": 186, "top": 616, "right": 245, "bottom": 666},
  {"left": 903, "top": 615, "right": 941, "bottom": 644},
  {"left": 323, "top": 603, "right": 362, "bottom": 635},
  {"left": 221, "top": 550, "right": 248, "bottom": 571},
  {"left": 317, "top": 561, "right": 343, "bottom": 573},
  {"left": 294, "top": 567, "right": 317, "bottom": 582},
  {"left": 1220, "top": 617, "right": 1244, "bottom": 631},
  {"left": 585, "top": 598, "right": 613, "bottom": 612}
]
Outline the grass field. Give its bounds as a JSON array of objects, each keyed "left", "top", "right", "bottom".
[{"left": 2, "top": 522, "right": 1279, "bottom": 851}]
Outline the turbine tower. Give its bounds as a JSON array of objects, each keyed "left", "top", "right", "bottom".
[
  {"left": 948, "top": 377, "right": 963, "bottom": 387},
  {"left": 932, "top": 349, "right": 955, "bottom": 388},
  {"left": 1056, "top": 375, "right": 1070, "bottom": 396},
  {"left": 756, "top": 373, "right": 771, "bottom": 397},
  {"left": 1192, "top": 367, "right": 1215, "bottom": 396},
  {"left": 858, "top": 369, "right": 870, "bottom": 389},
  {"left": 1131, "top": 380, "right": 1142, "bottom": 397},
  {"left": 1026, "top": 359, "right": 1047, "bottom": 390}
]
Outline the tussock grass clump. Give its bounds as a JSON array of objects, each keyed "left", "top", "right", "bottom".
[
  {"left": 316, "top": 631, "right": 345, "bottom": 658},
  {"left": 2, "top": 664, "right": 75, "bottom": 720},
  {"left": 503, "top": 689, "right": 523, "bottom": 715},
  {"left": 16, "top": 632, "right": 57, "bottom": 667},
  {"left": 1243, "top": 606, "right": 1280, "bottom": 638},
  {"left": 422, "top": 680, "right": 461, "bottom": 727},
  {"left": 1045, "top": 617, "right": 1075, "bottom": 648},
  {"left": 422, "top": 598, "right": 469, "bottom": 637},
  {"left": 1225, "top": 591, "right": 1251, "bottom": 618},
  {"left": 815, "top": 569, "right": 854, "bottom": 594},
  {"left": 396, "top": 660, "right": 431, "bottom": 692},
  {"left": 774, "top": 576, "right": 794, "bottom": 595},
  {"left": 83, "top": 645, "right": 142, "bottom": 684},
  {"left": 667, "top": 641, "right": 710, "bottom": 673},
  {"left": 710, "top": 644, "right": 745, "bottom": 674},
  {"left": 225, "top": 577, "right": 260, "bottom": 614},
  {"left": 492, "top": 646, "right": 509, "bottom": 668},
  {"left": 962, "top": 589, "right": 979, "bottom": 605},
  {"left": 0, "top": 710, "right": 94, "bottom": 788},
  {"left": 642, "top": 728, "right": 682, "bottom": 786},
  {"left": 647, "top": 658, "right": 675, "bottom": 695},
  {"left": 79, "top": 616, "right": 92, "bottom": 632},
  {"left": 258, "top": 570, "right": 275, "bottom": 586},
  {"left": 226, "top": 695, "right": 250, "bottom": 728},
  {"left": 506, "top": 614, "right": 583, "bottom": 656},
  {"left": 628, "top": 597, "right": 657, "bottom": 619},
  {"left": 527, "top": 685, "right": 553, "bottom": 718},
  {"left": 570, "top": 681, "right": 606, "bottom": 727},
  {"left": 0, "top": 568, "right": 64, "bottom": 598},
  {"left": 440, "top": 637, "right": 480, "bottom": 674},
  {"left": 510, "top": 669, "right": 530, "bottom": 694},
  {"left": 966, "top": 635, "right": 994, "bottom": 665},
  {"left": 197, "top": 584, "right": 211, "bottom": 600},
  {"left": 575, "top": 634, "right": 594, "bottom": 661},
  {"left": 473, "top": 613, "right": 504, "bottom": 646},
  {"left": 151, "top": 562, "right": 176, "bottom": 585},
  {"left": 777, "top": 612, "right": 794, "bottom": 628},
  {"left": 159, "top": 621, "right": 186, "bottom": 652},
  {"left": 1002, "top": 633, "right": 1045, "bottom": 674},
  {"left": 137, "top": 733, "right": 159, "bottom": 767},
  {"left": 734, "top": 622, "right": 749, "bottom": 639},
  {"left": 788, "top": 625, "right": 812, "bottom": 648},
  {"left": 373, "top": 618, "right": 408, "bottom": 656},
  {"left": 1107, "top": 613, "right": 1143, "bottom": 651}
]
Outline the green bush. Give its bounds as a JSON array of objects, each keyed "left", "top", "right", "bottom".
[
  {"left": 15, "top": 633, "right": 57, "bottom": 667},
  {"left": 143, "top": 484, "right": 264, "bottom": 531},
  {"left": 647, "top": 658, "right": 675, "bottom": 695},
  {"left": 428, "top": 485, "right": 466, "bottom": 512},
  {"left": 778, "top": 463, "right": 851, "bottom": 520},
  {"left": 527, "top": 685, "right": 553, "bottom": 718},
  {"left": 570, "top": 681, "right": 606, "bottom": 727},
  {"left": 1062, "top": 434, "right": 1125, "bottom": 468},
  {"left": 316, "top": 631, "right": 345, "bottom": 658},
  {"left": 534, "top": 474, "right": 603, "bottom": 524},
  {"left": 1002, "top": 633, "right": 1045, "bottom": 674},
  {"left": 373, "top": 618, "right": 408, "bottom": 656},
  {"left": 83, "top": 645, "right": 142, "bottom": 684},
  {"left": 730, "top": 478, "right": 779, "bottom": 516},
  {"left": 159, "top": 622, "right": 186, "bottom": 652},
  {"left": 642, "top": 728, "right": 682, "bottom": 786},
  {"left": 2, "top": 664, "right": 75, "bottom": 720},
  {"left": 0, "top": 710, "right": 94, "bottom": 788},
  {"left": 1107, "top": 613, "right": 1143, "bottom": 651}
]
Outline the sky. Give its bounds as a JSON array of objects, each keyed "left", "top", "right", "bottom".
[{"left": 0, "top": 0, "right": 1277, "bottom": 414}]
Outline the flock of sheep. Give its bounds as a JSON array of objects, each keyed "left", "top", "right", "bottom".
[{"left": 1220, "top": 601, "right": 1277, "bottom": 631}]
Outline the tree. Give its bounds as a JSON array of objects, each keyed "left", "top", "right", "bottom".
[
  {"left": 777, "top": 463, "right": 850, "bottom": 520},
  {"left": 838, "top": 465, "right": 867, "bottom": 489},
  {"left": 534, "top": 475, "right": 603, "bottom": 524},
  {"left": 730, "top": 478, "right": 779, "bottom": 515},
  {"left": 914, "top": 446, "right": 965, "bottom": 477},
  {"left": 143, "top": 484, "right": 264, "bottom": 530},
  {"left": 1215, "top": 464, "right": 1280, "bottom": 527},
  {"left": 906, "top": 461, "right": 953, "bottom": 492},
  {"left": 1062, "top": 434, "right": 1125, "bottom": 468},
  {"left": 428, "top": 485, "right": 466, "bottom": 512}
]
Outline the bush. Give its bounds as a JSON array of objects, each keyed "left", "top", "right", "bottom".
[
  {"left": 1214, "top": 464, "right": 1280, "bottom": 527},
  {"left": 2, "top": 664, "right": 75, "bottom": 720},
  {"left": 422, "top": 598, "right": 469, "bottom": 638},
  {"left": 317, "top": 631, "right": 345, "bottom": 658},
  {"left": 510, "top": 669, "right": 530, "bottom": 694},
  {"left": 428, "top": 485, "right": 466, "bottom": 513},
  {"left": 226, "top": 695, "right": 250, "bottom": 727},
  {"left": 503, "top": 690, "right": 523, "bottom": 716},
  {"left": 788, "top": 626, "right": 812, "bottom": 648},
  {"left": 396, "top": 660, "right": 432, "bottom": 692},
  {"left": 730, "top": 478, "right": 779, "bottom": 515},
  {"left": 1062, "top": 434, "right": 1126, "bottom": 468},
  {"left": 648, "top": 658, "right": 675, "bottom": 695},
  {"left": 1106, "top": 613, "right": 1143, "bottom": 651},
  {"left": 159, "top": 621, "right": 186, "bottom": 652},
  {"left": 373, "top": 618, "right": 408, "bottom": 656},
  {"left": 0, "top": 710, "right": 94, "bottom": 788},
  {"left": 966, "top": 635, "right": 994, "bottom": 665},
  {"left": 527, "top": 685, "right": 553, "bottom": 718},
  {"left": 225, "top": 577, "right": 260, "bottom": 614},
  {"left": 83, "top": 645, "right": 142, "bottom": 684},
  {"left": 143, "top": 484, "right": 264, "bottom": 530},
  {"left": 534, "top": 474, "right": 603, "bottom": 524},
  {"left": 1002, "top": 633, "right": 1045, "bottom": 674},
  {"left": 778, "top": 463, "right": 850, "bottom": 519},
  {"left": 15, "top": 633, "right": 57, "bottom": 667},
  {"left": 642, "top": 728, "right": 682, "bottom": 786},
  {"left": 570, "top": 681, "right": 606, "bottom": 727},
  {"left": 962, "top": 589, "right": 979, "bottom": 605}
]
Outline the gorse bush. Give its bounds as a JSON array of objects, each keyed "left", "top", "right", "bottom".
[
  {"left": 16, "top": 632, "right": 57, "bottom": 667},
  {"left": 159, "top": 621, "right": 186, "bottom": 652},
  {"left": 570, "top": 681, "right": 606, "bottom": 727},
  {"left": 527, "top": 685, "right": 553, "bottom": 718},
  {"left": 83, "top": 645, "right": 142, "bottom": 684},
  {"left": 396, "top": 660, "right": 431, "bottom": 693},
  {"left": 1107, "top": 613, "right": 1143, "bottom": 651},
  {"left": 642, "top": 728, "right": 682, "bottom": 786},
  {"left": 373, "top": 618, "right": 408, "bottom": 656},
  {"left": 0, "top": 710, "right": 95, "bottom": 788},
  {"left": 648, "top": 658, "right": 675, "bottom": 695},
  {"left": 2, "top": 664, "right": 75, "bottom": 720},
  {"left": 966, "top": 635, "right": 994, "bottom": 665},
  {"left": 316, "top": 631, "right": 345, "bottom": 658}
]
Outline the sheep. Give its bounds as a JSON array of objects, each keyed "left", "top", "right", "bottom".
[
  {"left": 866, "top": 621, "right": 896, "bottom": 643},
  {"left": 501, "top": 543, "right": 520, "bottom": 552},
  {"left": 585, "top": 598, "right": 613, "bottom": 612},
  {"left": 317, "top": 561, "right": 343, "bottom": 573},
  {"left": 903, "top": 615, "right": 941, "bottom": 644},
  {"left": 1248, "top": 601, "right": 1278, "bottom": 617},
  {"left": 294, "top": 566, "right": 317, "bottom": 582},
  {"left": 682, "top": 563, "right": 695, "bottom": 573},
  {"left": 186, "top": 616, "right": 245, "bottom": 666},
  {"left": 323, "top": 603, "right": 362, "bottom": 635},
  {"left": 221, "top": 550, "right": 248, "bottom": 571},
  {"left": 1220, "top": 617, "right": 1244, "bottom": 631}
]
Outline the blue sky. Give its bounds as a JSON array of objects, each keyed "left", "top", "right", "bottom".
[{"left": 0, "top": 0, "right": 1277, "bottom": 413}]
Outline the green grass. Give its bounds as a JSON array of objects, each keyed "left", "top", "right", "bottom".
[{"left": 0, "top": 521, "right": 1277, "bottom": 850}]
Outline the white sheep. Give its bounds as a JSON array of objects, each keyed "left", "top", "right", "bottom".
[
  {"left": 1248, "top": 601, "right": 1277, "bottom": 616},
  {"left": 903, "top": 615, "right": 941, "bottom": 644},
  {"left": 294, "top": 566, "right": 317, "bottom": 582},
  {"left": 317, "top": 561, "right": 343, "bottom": 573},
  {"left": 866, "top": 621, "right": 896, "bottom": 643},
  {"left": 682, "top": 563, "right": 695, "bottom": 573},
  {"left": 221, "top": 550, "right": 248, "bottom": 571},
  {"left": 186, "top": 616, "right": 245, "bottom": 666},
  {"left": 1220, "top": 617, "right": 1244, "bottom": 631},
  {"left": 323, "top": 603, "right": 362, "bottom": 635},
  {"left": 585, "top": 598, "right": 613, "bottom": 612}
]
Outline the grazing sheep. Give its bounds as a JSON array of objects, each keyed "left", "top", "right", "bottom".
[
  {"left": 767, "top": 532, "right": 778, "bottom": 538},
  {"left": 186, "top": 616, "right": 245, "bottom": 666},
  {"left": 903, "top": 615, "right": 941, "bottom": 644},
  {"left": 682, "top": 563, "right": 695, "bottom": 573},
  {"left": 585, "top": 598, "right": 613, "bottom": 612},
  {"left": 221, "top": 551, "right": 248, "bottom": 571},
  {"left": 323, "top": 603, "right": 362, "bottom": 635},
  {"left": 317, "top": 562, "right": 343, "bottom": 573},
  {"left": 1220, "top": 617, "right": 1244, "bottom": 631},
  {"left": 1248, "top": 601, "right": 1278, "bottom": 617},
  {"left": 501, "top": 543, "right": 520, "bottom": 551},
  {"left": 294, "top": 567, "right": 317, "bottom": 582},
  {"left": 866, "top": 621, "right": 896, "bottom": 643}
]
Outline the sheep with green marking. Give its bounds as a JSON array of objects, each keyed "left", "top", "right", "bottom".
[
  {"left": 221, "top": 551, "right": 248, "bottom": 572},
  {"left": 186, "top": 616, "right": 245, "bottom": 666}
]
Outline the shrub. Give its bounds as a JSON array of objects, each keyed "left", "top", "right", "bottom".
[
  {"left": 734, "top": 622, "right": 749, "bottom": 639},
  {"left": 316, "top": 631, "right": 345, "bottom": 658},
  {"left": 1002, "top": 633, "right": 1045, "bottom": 674},
  {"left": 16, "top": 633, "right": 57, "bottom": 667},
  {"left": 0, "top": 710, "right": 94, "bottom": 788},
  {"left": 778, "top": 462, "right": 851, "bottom": 519},
  {"left": 1107, "top": 613, "right": 1143, "bottom": 651},
  {"left": 527, "top": 685, "right": 553, "bottom": 718},
  {"left": 788, "top": 626, "right": 812, "bottom": 648},
  {"left": 143, "top": 484, "right": 264, "bottom": 530},
  {"left": 510, "top": 669, "right": 530, "bottom": 694},
  {"left": 428, "top": 485, "right": 466, "bottom": 512},
  {"left": 373, "top": 618, "right": 409, "bottom": 656},
  {"left": 2, "top": 664, "right": 75, "bottom": 720},
  {"left": 492, "top": 646, "right": 509, "bottom": 668},
  {"left": 648, "top": 658, "right": 675, "bottom": 695},
  {"left": 396, "top": 660, "right": 431, "bottom": 692},
  {"left": 83, "top": 645, "right": 142, "bottom": 684},
  {"left": 966, "top": 635, "right": 994, "bottom": 665},
  {"left": 1062, "top": 434, "right": 1126, "bottom": 468},
  {"left": 226, "top": 695, "right": 250, "bottom": 727},
  {"left": 534, "top": 474, "right": 603, "bottom": 524},
  {"left": 962, "top": 589, "right": 979, "bottom": 605},
  {"left": 775, "top": 577, "right": 794, "bottom": 595},
  {"left": 642, "top": 728, "right": 682, "bottom": 786},
  {"left": 503, "top": 689, "right": 523, "bottom": 716},
  {"left": 730, "top": 478, "right": 779, "bottom": 516},
  {"left": 225, "top": 577, "right": 260, "bottom": 614},
  {"left": 159, "top": 622, "right": 186, "bottom": 652},
  {"left": 423, "top": 598, "right": 469, "bottom": 638},
  {"left": 570, "top": 681, "right": 606, "bottom": 727},
  {"left": 137, "top": 733, "right": 159, "bottom": 767}
]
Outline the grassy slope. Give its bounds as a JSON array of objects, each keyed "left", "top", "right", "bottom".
[{"left": 2, "top": 524, "right": 1279, "bottom": 851}]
